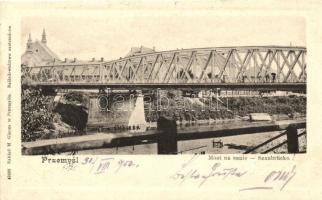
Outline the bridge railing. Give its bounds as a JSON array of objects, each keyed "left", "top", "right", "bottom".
[{"left": 22, "top": 119, "right": 306, "bottom": 155}]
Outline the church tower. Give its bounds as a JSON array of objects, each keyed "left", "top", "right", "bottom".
[
  {"left": 41, "top": 28, "right": 47, "bottom": 44},
  {"left": 22, "top": 29, "right": 61, "bottom": 66},
  {"left": 26, "top": 33, "right": 32, "bottom": 53}
]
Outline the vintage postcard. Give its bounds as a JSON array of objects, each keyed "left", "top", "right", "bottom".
[{"left": 1, "top": 1, "right": 322, "bottom": 200}]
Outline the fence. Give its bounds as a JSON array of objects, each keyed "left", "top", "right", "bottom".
[{"left": 22, "top": 119, "right": 306, "bottom": 155}]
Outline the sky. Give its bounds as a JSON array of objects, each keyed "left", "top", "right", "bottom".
[{"left": 21, "top": 15, "right": 305, "bottom": 61}]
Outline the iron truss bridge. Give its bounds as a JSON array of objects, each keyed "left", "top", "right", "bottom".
[{"left": 23, "top": 46, "right": 306, "bottom": 90}]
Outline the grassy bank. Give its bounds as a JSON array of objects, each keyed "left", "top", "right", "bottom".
[
  {"left": 21, "top": 88, "right": 88, "bottom": 142},
  {"left": 145, "top": 92, "right": 306, "bottom": 122}
]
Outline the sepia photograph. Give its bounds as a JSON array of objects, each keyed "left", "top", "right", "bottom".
[
  {"left": 20, "top": 16, "right": 306, "bottom": 155},
  {"left": 3, "top": 2, "right": 322, "bottom": 200}
]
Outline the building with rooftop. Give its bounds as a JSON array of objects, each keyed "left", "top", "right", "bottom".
[{"left": 21, "top": 29, "right": 61, "bottom": 67}]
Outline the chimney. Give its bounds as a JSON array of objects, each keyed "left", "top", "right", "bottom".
[
  {"left": 92, "top": 58, "right": 95, "bottom": 62},
  {"left": 100, "top": 57, "right": 104, "bottom": 62},
  {"left": 73, "top": 58, "right": 77, "bottom": 62},
  {"left": 64, "top": 58, "right": 68, "bottom": 62}
]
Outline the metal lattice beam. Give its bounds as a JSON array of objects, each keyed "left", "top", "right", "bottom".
[{"left": 23, "top": 46, "right": 307, "bottom": 87}]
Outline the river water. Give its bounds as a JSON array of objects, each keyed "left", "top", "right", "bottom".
[{"left": 69, "top": 119, "right": 306, "bottom": 155}]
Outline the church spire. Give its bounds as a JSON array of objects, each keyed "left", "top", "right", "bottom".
[
  {"left": 28, "top": 33, "right": 32, "bottom": 43},
  {"left": 41, "top": 28, "right": 47, "bottom": 44},
  {"left": 26, "top": 33, "right": 32, "bottom": 52}
]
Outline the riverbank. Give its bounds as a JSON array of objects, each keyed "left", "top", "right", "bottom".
[{"left": 21, "top": 88, "right": 306, "bottom": 142}]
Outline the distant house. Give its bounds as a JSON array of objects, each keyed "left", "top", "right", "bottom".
[
  {"left": 21, "top": 29, "right": 106, "bottom": 81},
  {"left": 21, "top": 29, "right": 61, "bottom": 67}
]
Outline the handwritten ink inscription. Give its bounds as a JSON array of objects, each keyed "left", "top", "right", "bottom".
[
  {"left": 62, "top": 162, "right": 77, "bottom": 171},
  {"left": 81, "top": 157, "right": 140, "bottom": 174},
  {"left": 60, "top": 155, "right": 296, "bottom": 191},
  {"left": 171, "top": 155, "right": 297, "bottom": 191},
  {"left": 239, "top": 165, "right": 296, "bottom": 191},
  {"left": 170, "top": 155, "right": 247, "bottom": 187}
]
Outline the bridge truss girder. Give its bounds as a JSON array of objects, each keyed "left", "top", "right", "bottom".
[{"left": 23, "top": 46, "right": 306, "bottom": 85}]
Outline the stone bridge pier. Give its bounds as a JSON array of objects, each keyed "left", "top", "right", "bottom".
[{"left": 87, "top": 89, "right": 147, "bottom": 132}]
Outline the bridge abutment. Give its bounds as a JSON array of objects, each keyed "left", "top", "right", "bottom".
[{"left": 87, "top": 90, "right": 148, "bottom": 132}]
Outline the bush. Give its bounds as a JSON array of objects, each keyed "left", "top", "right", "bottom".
[{"left": 21, "top": 88, "right": 54, "bottom": 142}]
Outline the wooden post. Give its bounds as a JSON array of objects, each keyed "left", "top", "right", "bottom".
[
  {"left": 157, "top": 116, "right": 178, "bottom": 154},
  {"left": 286, "top": 124, "right": 299, "bottom": 153}
]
